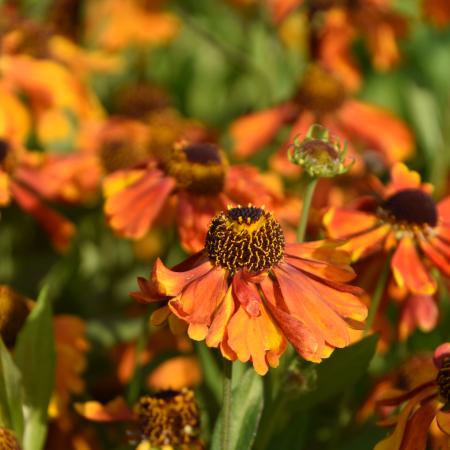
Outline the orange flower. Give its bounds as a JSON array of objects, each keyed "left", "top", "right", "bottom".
[
  {"left": 131, "top": 205, "right": 367, "bottom": 375},
  {"left": 324, "top": 163, "right": 450, "bottom": 298},
  {"left": 0, "top": 140, "right": 74, "bottom": 250},
  {"left": 423, "top": 0, "right": 450, "bottom": 27},
  {"left": 374, "top": 343, "right": 450, "bottom": 450},
  {"left": 76, "top": 389, "right": 203, "bottom": 449},
  {"left": 84, "top": 0, "right": 180, "bottom": 51},
  {"left": 103, "top": 141, "right": 288, "bottom": 252},
  {"left": 230, "top": 64, "right": 413, "bottom": 174}
]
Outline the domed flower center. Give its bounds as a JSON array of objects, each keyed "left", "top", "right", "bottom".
[
  {"left": 138, "top": 389, "right": 200, "bottom": 447},
  {"left": 296, "top": 65, "right": 347, "bottom": 114},
  {"left": 437, "top": 357, "right": 450, "bottom": 404},
  {"left": 0, "top": 428, "right": 21, "bottom": 450},
  {"left": 205, "top": 205, "right": 285, "bottom": 274},
  {"left": 167, "top": 141, "right": 227, "bottom": 195},
  {"left": 380, "top": 189, "right": 438, "bottom": 227}
]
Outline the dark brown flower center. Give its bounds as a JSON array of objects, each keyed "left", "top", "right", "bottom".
[
  {"left": 296, "top": 65, "right": 347, "bottom": 114},
  {"left": 205, "top": 206, "right": 285, "bottom": 274},
  {"left": 437, "top": 357, "right": 450, "bottom": 404},
  {"left": 0, "top": 428, "right": 21, "bottom": 450},
  {"left": 137, "top": 389, "right": 201, "bottom": 447},
  {"left": 166, "top": 142, "right": 227, "bottom": 195},
  {"left": 381, "top": 189, "right": 438, "bottom": 227}
]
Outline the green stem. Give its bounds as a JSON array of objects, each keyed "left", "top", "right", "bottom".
[
  {"left": 364, "top": 258, "right": 390, "bottom": 336},
  {"left": 296, "top": 177, "right": 318, "bottom": 242},
  {"left": 221, "top": 359, "right": 233, "bottom": 450}
]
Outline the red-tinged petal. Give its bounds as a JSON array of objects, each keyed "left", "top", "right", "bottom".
[
  {"left": 11, "top": 181, "right": 74, "bottom": 251},
  {"left": 260, "top": 278, "right": 323, "bottom": 362},
  {"left": 285, "top": 240, "right": 352, "bottom": 265},
  {"left": 337, "top": 100, "right": 414, "bottom": 165},
  {"left": 206, "top": 287, "right": 235, "bottom": 348},
  {"left": 284, "top": 254, "right": 356, "bottom": 283},
  {"left": 420, "top": 239, "right": 450, "bottom": 277},
  {"left": 433, "top": 343, "right": 450, "bottom": 369},
  {"left": 374, "top": 385, "right": 437, "bottom": 450},
  {"left": 392, "top": 236, "right": 437, "bottom": 295},
  {"left": 152, "top": 258, "right": 213, "bottom": 297},
  {"left": 274, "top": 264, "right": 350, "bottom": 348},
  {"left": 105, "top": 169, "right": 174, "bottom": 239},
  {"left": 342, "top": 224, "right": 391, "bottom": 261},
  {"left": 75, "top": 397, "right": 135, "bottom": 422},
  {"left": 168, "top": 266, "right": 228, "bottom": 331},
  {"left": 176, "top": 191, "right": 226, "bottom": 254},
  {"left": 437, "top": 197, "right": 450, "bottom": 224},
  {"left": 268, "top": 0, "right": 303, "bottom": 23},
  {"left": 399, "top": 295, "right": 438, "bottom": 341},
  {"left": 226, "top": 301, "right": 285, "bottom": 375},
  {"left": 323, "top": 207, "right": 378, "bottom": 239},
  {"left": 229, "top": 104, "right": 293, "bottom": 158},
  {"left": 400, "top": 401, "right": 439, "bottom": 450},
  {"left": 232, "top": 271, "right": 262, "bottom": 317},
  {"left": 436, "top": 411, "right": 450, "bottom": 435}
]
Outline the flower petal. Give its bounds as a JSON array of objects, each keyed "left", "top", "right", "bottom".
[
  {"left": 391, "top": 236, "right": 437, "bottom": 295},
  {"left": 323, "top": 207, "right": 378, "bottom": 239},
  {"left": 75, "top": 397, "right": 134, "bottom": 422},
  {"left": 433, "top": 343, "right": 450, "bottom": 369},
  {"left": 206, "top": 287, "right": 235, "bottom": 348},
  {"left": 436, "top": 411, "right": 450, "bottom": 435}
]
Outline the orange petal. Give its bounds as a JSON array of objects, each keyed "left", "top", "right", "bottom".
[
  {"left": 436, "top": 411, "right": 450, "bottom": 435},
  {"left": 105, "top": 169, "right": 174, "bottom": 239},
  {"left": 374, "top": 385, "right": 437, "bottom": 450},
  {"left": 147, "top": 356, "right": 202, "bottom": 391},
  {"left": 75, "top": 397, "right": 134, "bottom": 422},
  {"left": 387, "top": 163, "right": 422, "bottom": 193},
  {"left": 399, "top": 295, "right": 438, "bottom": 341},
  {"left": 391, "top": 236, "right": 437, "bottom": 295},
  {"left": 420, "top": 238, "right": 450, "bottom": 277},
  {"left": 337, "top": 100, "right": 414, "bottom": 164},
  {"left": 152, "top": 257, "right": 212, "bottom": 297},
  {"left": 437, "top": 197, "right": 450, "bottom": 223},
  {"left": 168, "top": 266, "right": 228, "bottom": 332},
  {"left": 323, "top": 208, "right": 378, "bottom": 239},
  {"left": 0, "top": 171, "right": 11, "bottom": 206},
  {"left": 229, "top": 104, "right": 294, "bottom": 158},
  {"left": 274, "top": 264, "right": 350, "bottom": 349},
  {"left": 268, "top": 0, "right": 302, "bottom": 23},
  {"left": 11, "top": 181, "right": 74, "bottom": 251},
  {"left": 206, "top": 287, "right": 235, "bottom": 348},
  {"left": 342, "top": 224, "right": 391, "bottom": 261}
]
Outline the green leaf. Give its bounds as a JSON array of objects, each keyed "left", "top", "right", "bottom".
[
  {"left": 0, "top": 338, "right": 24, "bottom": 439},
  {"left": 14, "top": 284, "right": 56, "bottom": 450},
  {"left": 211, "top": 368, "right": 264, "bottom": 450},
  {"left": 294, "top": 335, "right": 378, "bottom": 410}
]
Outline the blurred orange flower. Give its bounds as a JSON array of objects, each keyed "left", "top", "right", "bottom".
[
  {"left": 230, "top": 64, "right": 414, "bottom": 175},
  {"left": 423, "top": 0, "right": 450, "bottom": 28},
  {"left": 131, "top": 205, "right": 366, "bottom": 375},
  {"left": 0, "top": 140, "right": 74, "bottom": 251},
  {"left": 374, "top": 343, "right": 450, "bottom": 450},
  {"left": 103, "top": 141, "right": 288, "bottom": 252},
  {"left": 324, "top": 163, "right": 450, "bottom": 297}
]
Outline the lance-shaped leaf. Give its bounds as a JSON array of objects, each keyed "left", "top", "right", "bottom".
[{"left": 15, "top": 284, "right": 56, "bottom": 450}]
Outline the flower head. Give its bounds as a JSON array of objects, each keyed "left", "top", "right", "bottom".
[
  {"left": 76, "top": 389, "right": 202, "bottom": 449},
  {"left": 132, "top": 205, "right": 367, "bottom": 375},
  {"left": 374, "top": 343, "right": 450, "bottom": 450},
  {"left": 288, "top": 124, "right": 352, "bottom": 177},
  {"left": 324, "top": 163, "right": 450, "bottom": 297},
  {"left": 0, "top": 428, "right": 21, "bottom": 450}
]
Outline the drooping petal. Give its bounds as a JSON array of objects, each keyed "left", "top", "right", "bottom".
[
  {"left": 75, "top": 397, "right": 135, "bottom": 422},
  {"left": 274, "top": 263, "right": 350, "bottom": 349},
  {"left": 420, "top": 238, "right": 450, "bottom": 277},
  {"left": 11, "top": 181, "right": 75, "bottom": 251},
  {"left": 151, "top": 257, "right": 212, "bottom": 297},
  {"left": 176, "top": 191, "right": 226, "bottom": 254},
  {"left": 168, "top": 267, "right": 228, "bottom": 340},
  {"left": 391, "top": 236, "right": 437, "bottom": 295},
  {"left": 342, "top": 224, "right": 391, "bottom": 261},
  {"left": 229, "top": 104, "right": 295, "bottom": 158},
  {"left": 232, "top": 271, "right": 262, "bottom": 317},
  {"left": 399, "top": 295, "right": 438, "bottom": 341},
  {"left": 323, "top": 208, "right": 379, "bottom": 239},
  {"left": 337, "top": 100, "right": 414, "bottom": 165},
  {"left": 206, "top": 287, "right": 235, "bottom": 348},
  {"left": 104, "top": 168, "right": 175, "bottom": 239},
  {"left": 374, "top": 385, "right": 437, "bottom": 450},
  {"left": 436, "top": 411, "right": 450, "bottom": 435}
]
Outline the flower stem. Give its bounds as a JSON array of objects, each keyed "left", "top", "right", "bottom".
[
  {"left": 221, "top": 359, "right": 233, "bottom": 450},
  {"left": 297, "top": 177, "right": 318, "bottom": 242},
  {"left": 364, "top": 258, "right": 390, "bottom": 336}
]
